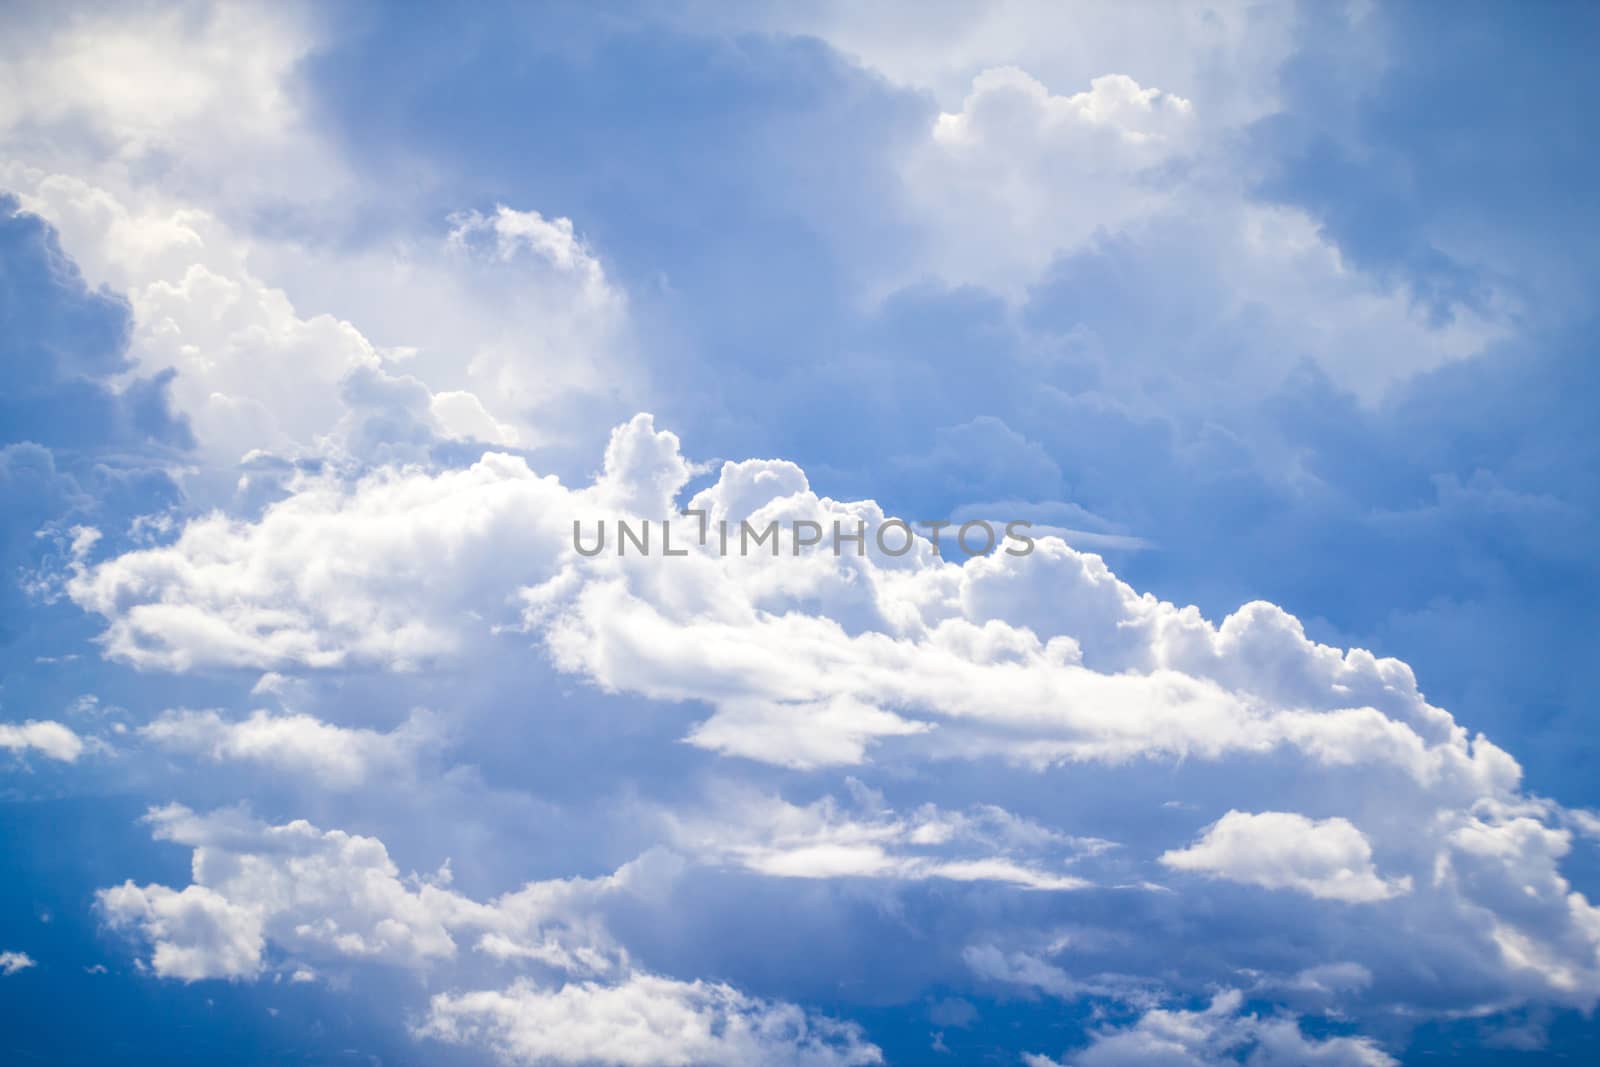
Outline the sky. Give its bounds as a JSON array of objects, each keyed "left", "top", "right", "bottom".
[{"left": 1, "top": 1, "right": 1598, "bottom": 1063}]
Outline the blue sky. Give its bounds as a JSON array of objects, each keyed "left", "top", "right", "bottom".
[{"left": 2, "top": 2, "right": 1599, "bottom": 1063}]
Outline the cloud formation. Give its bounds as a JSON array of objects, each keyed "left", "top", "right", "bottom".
[
  {"left": 0, "top": 950, "right": 37, "bottom": 976},
  {"left": 72, "top": 414, "right": 1600, "bottom": 1030},
  {"left": 1026, "top": 990, "right": 1397, "bottom": 1067},
  {"left": 139, "top": 708, "right": 437, "bottom": 789},
  {"left": 100, "top": 803, "right": 881, "bottom": 1064},
  {"left": 0, "top": 719, "right": 84, "bottom": 762},
  {"left": 421, "top": 973, "right": 881, "bottom": 1067},
  {"left": 1159, "top": 810, "right": 1409, "bottom": 903}
]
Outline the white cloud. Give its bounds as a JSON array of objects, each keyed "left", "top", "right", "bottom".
[
  {"left": 1029, "top": 990, "right": 1398, "bottom": 1067},
  {"left": 69, "top": 450, "right": 575, "bottom": 670},
  {"left": 448, "top": 205, "right": 616, "bottom": 309},
  {"left": 6, "top": 172, "right": 574, "bottom": 471},
  {"left": 100, "top": 881, "right": 265, "bottom": 981},
  {"left": 691, "top": 3, "right": 1502, "bottom": 398},
  {"left": 0, "top": 950, "right": 37, "bottom": 976},
  {"left": 965, "top": 944, "right": 1149, "bottom": 1004},
  {"left": 698, "top": 0, "right": 1298, "bottom": 127},
  {"left": 0, "top": 2, "right": 333, "bottom": 200},
  {"left": 903, "top": 67, "right": 1196, "bottom": 291},
  {"left": 420, "top": 973, "right": 882, "bottom": 1067},
  {"left": 97, "top": 803, "right": 679, "bottom": 981},
  {"left": 891, "top": 67, "right": 1506, "bottom": 395},
  {"left": 1160, "top": 811, "right": 1409, "bottom": 903},
  {"left": 1279, "top": 962, "right": 1375, "bottom": 997},
  {"left": 99, "top": 805, "right": 459, "bottom": 979},
  {"left": 67, "top": 418, "right": 1600, "bottom": 1018},
  {"left": 100, "top": 805, "right": 881, "bottom": 1064},
  {"left": 4, "top": 3, "right": 1586, "bottom": 1061},
  {"left": 667, "top": 783, "right": 1104, "bottom": 891},
  {"left": 139, "top": 708, "right": 438, "bottom": 789},
  {"left": 2, "top": 1, "right": 632, "bottom": 473},
  {"left": 0, "top": 719, "right": 84, "bottom": 762}
]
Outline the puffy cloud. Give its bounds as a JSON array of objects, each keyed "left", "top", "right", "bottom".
[
  {"left": 68, "top": 449, "right": 574, "bottom": 670},
  {"left": 447, "top": 205, "right": 617, "bottom": 312},
  {"left": 100, "top": 804, "right": 881, "bottom": 1064},
  {"left": 964, "top": 944, "right": 1150, "bottom": 1005},
  {"left": 0, "top": 719, "right": 84, "bottom": 762},
  {"left": 6, "top": 3, "right": 1597, "bottom": 1062},
  {"left": 903, "top": 67, "right": 1195, "bottom": 290},
  {"left": 69, "top": 415, "right": 1600, "bottom": 1024},
  {"left": 898, "top": 89, "right": 1507, "bottom": 396},
  {"left": 139, "top": 708, "right": 438, "bottom": 789},
  {"left": 99, "top": 803, "right": 689, "bottom": 982},
  {"left": 1028, "top": 990, "right": 1397, "bottom": 1067},
  {"left": 99, "top": 805, "right": 463, "bottom": 979},
  {"left": 0, "top": 950, "right": 37, "bottom": 976},
  {"left": 666, "top": 783, "right": 1104, "bottom": 891},
  {"left": 420, "top": 973, "right": 881, "bottom": 1067},
  {"left": 7, "top": 157, "right": 628, "bottom": 475},
  {"left": 0, "top": 2, "right": 330, "bottom": 199},
  {"left": 1159, "top": 811, "right": 1409, "bottom": 903},
  {"left": 0, "top": 196, "right": 189, "bottom": 648},
  {"left": 5, "top": 173, "right": 527, "bottom": 470},
  {"left": 99, "top": 881, "right": 265, "bottom": 981},
  {"left": 700, "top": 0, "right": 1295, "bottom": 131}
]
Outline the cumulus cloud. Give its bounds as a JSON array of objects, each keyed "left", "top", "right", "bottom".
[
  {"left": 964, "top": 944, "right": 1151, "bottom": 1005},
  {"left": 0, "top": 2, "right": 330, "bottom": 198},
  {"left": 420, "top": 973, "right": 881, "bottom": 1067},
  {"left": 700, "top": 0, "right": 1296, "bottom": 130},
  {"left": 0, "top": 719, "right": 84, "bottom": 762},
  {"left": 69, "top": 450, "right": 574, "bottom": 670},
  {"left": 5, "top": 173, "right": 550, "bottom": 470},
  {"left": 99, "top": 805, "right": 459, "bottom": 980},
  {"left": 896, "top": 76, "right": 1506, "bottom": 396},
  {"left": 0, "top": 950, "right": 37, "bottom": 975},
  {"left": 98, "top": 803, "right": 678, "bottom": 980},
  {"left": 5, "top": 2, "right": 1595, "bottom": 1063},
  {"left": 1160, "top": 811, "right": 1410, "bottom": 903},
  {"left": 447, "top": 204, "right": 617, "bottom": 311},
  {"left": 99, "top": 881, "right": 265, "bottom": 982},
  {"left": 139, "top": 708, "right": 438, "bottom": 789},
  {"left": 904, "top": 67, "right": 1195, "bottom": 290},
  {"left": 100, "top": 804, "right": 880, "bottom": 1064},
  {"left": 1027, "top": 990, "right": 1397, "bottom": 1067},
  {"left": 69, "top": 414, "right": 1600, "bottom": 1026},
  {"left": 667, "top": 782, "right": 1106, "bottom": 891}
]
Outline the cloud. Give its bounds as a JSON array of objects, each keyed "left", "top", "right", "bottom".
[
  {"left": 0, "top": 2, "right": 328, "bottom": 198},
  {"left": 903, "top": 67, "right": 1195, "bottom": 291},
  {"left": 100, "top": 803, "right": 881, "bottom": 1064},
  {"left": 420, "top": 972, "right": 881, "bottom": 1067},
  {"left": 5, "top": 3, "right": 1599, "bottom": 1063},
  {"left": 98, "top": 804, "right": 459, "bottom": 980},
  {"left": 701, "top": 0, "right": 1295, "bottom": 131},
  {"left": 70, "top": 415, "right": 1600, "bottom": 1022},
  {"left": 8, "top": 152, "right": 629, "bottom": 475},
  {"left": 0, "top": 196, "right": 190, "bottom": 645},
  {"left": 447, "top": 204, "right": 617, "bottom": 310},
  {"left": 99, "top": 802, "right": 690, "bottom": 981},
  {"left": 69, "top": 449, "right": 575, "bottom": 670},
  {"left": 138, "top": 708, "right": 438, "bottom": 789},
  {"left": 99, "top": 881, "right": 265, "bottom": 981},
  {"left": 0, "top": 719, "right": 84, "bottom": 762},
  {"left": 0, "top": 950, "right": 37, "bottom": 976},
  {"left": 1028, "top": 990, "right": 1397, "bottom": 1067},
  {"left": 667, "top": 783, "right": 1104, "bottom": 891},
  {"left": 1159, "top": 811, "right": 1409, "bottom": 903},
  {"left": 964, "top": 944, "right": 1149, "bottom": 1005}
]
